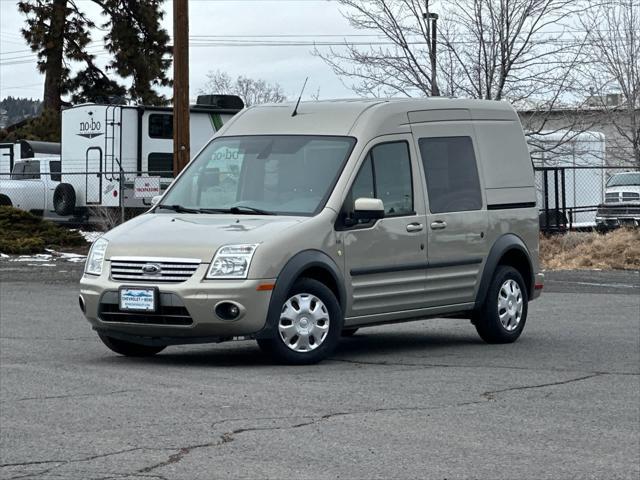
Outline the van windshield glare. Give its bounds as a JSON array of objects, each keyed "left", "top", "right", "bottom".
[{"left": 159, "top": 135, "right": 355, "bottom": 215}]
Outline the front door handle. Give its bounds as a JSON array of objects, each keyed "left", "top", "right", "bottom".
[
  {"left": 430, "top": 220, "right": 447, "bottom": 230},
  {"left": 406, "top": 222, "right": 424, "bottom": 232}
]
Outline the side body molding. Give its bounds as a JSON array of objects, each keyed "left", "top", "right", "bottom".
[
  {"left": 474, "top": 233, "right": 534, "bottom": 309},
  {"left": 255, "top": 249, "right": 346, "bottom": 339}
]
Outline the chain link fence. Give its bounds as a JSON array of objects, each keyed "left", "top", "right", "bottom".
[
  {"left": 2, "top": 159, "right": 639, "bottom": 234},
  {"left": 535, "top": 165, "right": 640, "bottom": 233},
  {"left": 0, "top": 161, "right": 173, "bottom": 230}
]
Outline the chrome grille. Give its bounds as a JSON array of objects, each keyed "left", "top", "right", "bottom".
[
  {"left": 622, "top": 192, "right": 640, "bottom": 201},
  {"left": 110, "top": 257, "right": 201, "bottom": 283},
  {"left": 605, "top": 193, "right": 620, "bottom": 203}
]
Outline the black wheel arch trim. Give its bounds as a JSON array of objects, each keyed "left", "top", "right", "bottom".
[
  {"left": 255, "top": 249, "right": 346, "bottom": 339},
  {"left": 474, "top": 234, "right": 534, "bottom": 310}
]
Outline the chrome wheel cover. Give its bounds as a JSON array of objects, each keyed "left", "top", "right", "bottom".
[
  {"left": 497, "top": 279, "right": 523, "bottom": 332},
  {"left": 278, "top": 293, "right": 330, "bottom": 352}
]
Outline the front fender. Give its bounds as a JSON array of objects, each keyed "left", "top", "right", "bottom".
[{"left": 254, "top": 249, "right": 346, "bottom": 339}]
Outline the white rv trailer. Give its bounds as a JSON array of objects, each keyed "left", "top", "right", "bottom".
[
  {"left": 55, "top": 95, "right": 243, "bottom": 215},
  {"left": 0, "top": 140, "right": 61, "bottom": 175},
  {"left": 528, "top": 130, "right": 606, "bottom": 228}
]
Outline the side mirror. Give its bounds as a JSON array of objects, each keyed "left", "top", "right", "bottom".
[
  {"left": 151, "top": 195, "right": 162, "bottom": 206},
  {"left": 353, "top": 197, "right": 385, "bottom": 221}
]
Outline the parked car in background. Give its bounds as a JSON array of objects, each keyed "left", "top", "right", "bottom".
[
  {"left": 79, "top": 98, "right": 544, "bottom": 365},
  {"left": 596, "top": 171, "right": 640, "bottom": 230},
  {"left": 0, "top": 158, "right": 61, "bottom": 214}
]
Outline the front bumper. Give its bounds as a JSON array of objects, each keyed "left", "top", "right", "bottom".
[
  {"left": 595, "top": 203, "right": 640, "bottom": 229},
  {"left": 80, "top": 262, "right": 275, "bottom": 341}
]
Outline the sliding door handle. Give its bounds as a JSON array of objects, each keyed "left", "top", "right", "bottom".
[
  {"left": 406, "top": 223, "right": 424, "bottom": 232},
  {"left": 430, "top": 220, "right": 447, "bottom": 230}
]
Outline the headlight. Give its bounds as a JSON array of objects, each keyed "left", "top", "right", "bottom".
[
  {"left": 206, "top": 244, "right": 258, "bottom": 279},
  {"left": 85, "top": 237, "right": 108, "bottom": 276}
]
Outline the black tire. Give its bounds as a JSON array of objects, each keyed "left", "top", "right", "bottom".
[
  {"left": 98, "top": 333, "right": 166, "bottom": 357},
  {"left": 341, "top": 328, "right": 359, "bottom": 337},
  {"left": 0, "top": 195, "right": 12, "bottom": 207},
  {"left": 473, "top": 265, "right": 528, "bottom": 344},
  {"left": 538, "top": 210, "right": 568, "bottom": 231},
  {"left": 257, "top": 278, "right": 344, "bottom": 365},
  {"left": 53, "top": 183, "right": 76, "bottom": 216}
]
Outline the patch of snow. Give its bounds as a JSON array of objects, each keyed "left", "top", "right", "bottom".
[
  {"left": 9, "top": 250, "right": 87, "bottom": 263},
  {"left": 12, "top": 254, "right": 53, "bottom": 262},
  {"left": 0, "top": 253, "right": 9, "bottom": 259},
  {"left": 73, "top": 230, "right": 103, "bottom": 243}
]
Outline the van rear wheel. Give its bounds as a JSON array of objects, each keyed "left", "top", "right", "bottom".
[
  {"left": 473, "top": 266, "right": 528, "bottom": 344},
  {"left": 98, "top": 333, "right": 166, "bottom": 357},
  {"left": 257, "top": 278, "right": 343, "bottom": 365}
]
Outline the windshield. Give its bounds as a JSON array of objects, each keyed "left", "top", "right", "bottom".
[
  {"left": 607, "top": 172, "right": 640, "bottom": 187},
  {"left": 159, "top": 135, "right": 355, "bottom": 215}
]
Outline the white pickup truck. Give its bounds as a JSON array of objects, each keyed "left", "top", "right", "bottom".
[
  {"left": 595, "top": 171, "right": 640, "bottom": 230},
  {"left": 0, "top": 158, "right": 62, "bottom": 214}
]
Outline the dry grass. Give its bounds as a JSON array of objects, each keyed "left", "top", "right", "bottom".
[{"left": 540, "top": 228, "right": 640, "bottom": 271}]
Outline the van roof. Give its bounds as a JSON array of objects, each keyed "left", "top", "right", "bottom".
[{"left": 222, "top": 98, "right": 519, "bottom": 138}]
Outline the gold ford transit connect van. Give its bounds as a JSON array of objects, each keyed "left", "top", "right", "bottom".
[{"left": 80, "top": 98, "right": 544, "bottom": 364}]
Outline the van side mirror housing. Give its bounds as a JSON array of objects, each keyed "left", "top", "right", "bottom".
[
  {"left": 353, "top": 197, "right": 385, "bottom": 221},
  {"left": 151, "top": 195, "right": 162, "bottom": 206}
]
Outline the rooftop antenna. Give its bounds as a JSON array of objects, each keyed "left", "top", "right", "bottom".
[{"left": 292, "top": 77, "right": 309, "bottom": 117}]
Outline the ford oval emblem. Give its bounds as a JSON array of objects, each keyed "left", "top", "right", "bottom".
[{"left": 141, "top": 263, "right": 162, "bottom": 275}]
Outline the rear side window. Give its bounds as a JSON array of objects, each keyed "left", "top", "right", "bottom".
[
  {"left": 148, "top": 114, "right": 173, "bottom": 139},
  {"left": 419, "top": 137, "right": 482, "bottom": 213},
  {"left": 11, "top": 161, "right": 40, "bottom": 180},
  {"left": 49, "top": 161, "right": 61, "bottom": 182},
  {"left": 345, "top": 141, "right": 413, "bottom": 217},
  {"left": 148, "top": 153, "right": 173, "bottom": 177}
]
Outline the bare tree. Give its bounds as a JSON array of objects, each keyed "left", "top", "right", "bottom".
[
  {"left": 200, "top": 71, "right": 287, "bottom": 107},
  {"left": 315, "top": 0, "right": 595, "bottom": 151},
  {"left": 578, "top": 1, "right": 640, "bottom": 167}
]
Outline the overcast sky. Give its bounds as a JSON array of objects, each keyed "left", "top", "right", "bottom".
[{"left": 0, "top": 0, "right": 368, "bottom": 102}]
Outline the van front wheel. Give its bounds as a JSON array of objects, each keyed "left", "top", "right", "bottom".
[
  {"left": 473, "top": 266, "right": 528, "bottom": 344},
  {"left": 257, "top": 278, "right": 343, "bottom": 365}
]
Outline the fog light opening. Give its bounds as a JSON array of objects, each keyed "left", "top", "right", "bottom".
[
  {"left": 215, "top": 302, "right": 243, "bottom": 321},
  {"left": 78, "top": 295, "right": 86, "bottom": 314}
]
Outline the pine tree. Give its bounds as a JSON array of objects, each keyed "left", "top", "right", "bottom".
[{"left": 17, "top": 0, "right": 172, "bottom": 111}]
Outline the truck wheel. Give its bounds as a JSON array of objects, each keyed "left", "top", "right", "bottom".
[
  {"left": 98, "top": 333, "right": 166, "bottom": 357},
  {"left": 257, "top": 278, "right": 343, "bottom": 365},
  {"left": 473, "top": 266, "right": 528, "bottom": 344},
  {"left": 53, "top": 183, "right": 76, "bottom": 216},
  {"left": 0, "top": 195, "right": 11, "bottom": 207}
]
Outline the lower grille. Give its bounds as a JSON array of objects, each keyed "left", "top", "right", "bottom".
[
  {"left": 98, "top": 291, "right": 193, "bottom": 326},
  {"left": 597, "top": 204, "right": 640, "bottom": 216}
]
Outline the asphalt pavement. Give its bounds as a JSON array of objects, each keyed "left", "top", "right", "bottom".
[{"left": 0, "top": 262, "right": 638, "bottom": 480}]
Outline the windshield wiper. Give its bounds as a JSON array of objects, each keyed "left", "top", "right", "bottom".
[
  {"left": 156, "top": 204, "right": 201, "bottom": 214},
  {"left": 229, "top": 205, "right": 276, "bottom": 215}
]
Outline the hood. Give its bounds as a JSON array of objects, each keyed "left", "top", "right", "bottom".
[{"left": 103, "top": 213, "right": 306, "bottom": 262}]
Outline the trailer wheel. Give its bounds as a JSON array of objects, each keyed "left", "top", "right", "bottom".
[
  {"left": 0, "top": 195, "right": 11, "bottom": 207},
  {"left": 53, "top": 183, "right": 76, "bottom": 216},
  {"left": 539, "top": 210, "right": 568, "bottom": 232}
]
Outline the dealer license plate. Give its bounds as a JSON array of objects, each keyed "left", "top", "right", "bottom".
[{"left": 119, "top": 287, "right": 156, "bottom": 312}]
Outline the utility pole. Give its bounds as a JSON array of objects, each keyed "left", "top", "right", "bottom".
[
  {"left": 173, "top": 0, "right": 190, "bottom": 176},
  {"left": 423, "top": 2, "right": 440, "bottom": 97}
]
